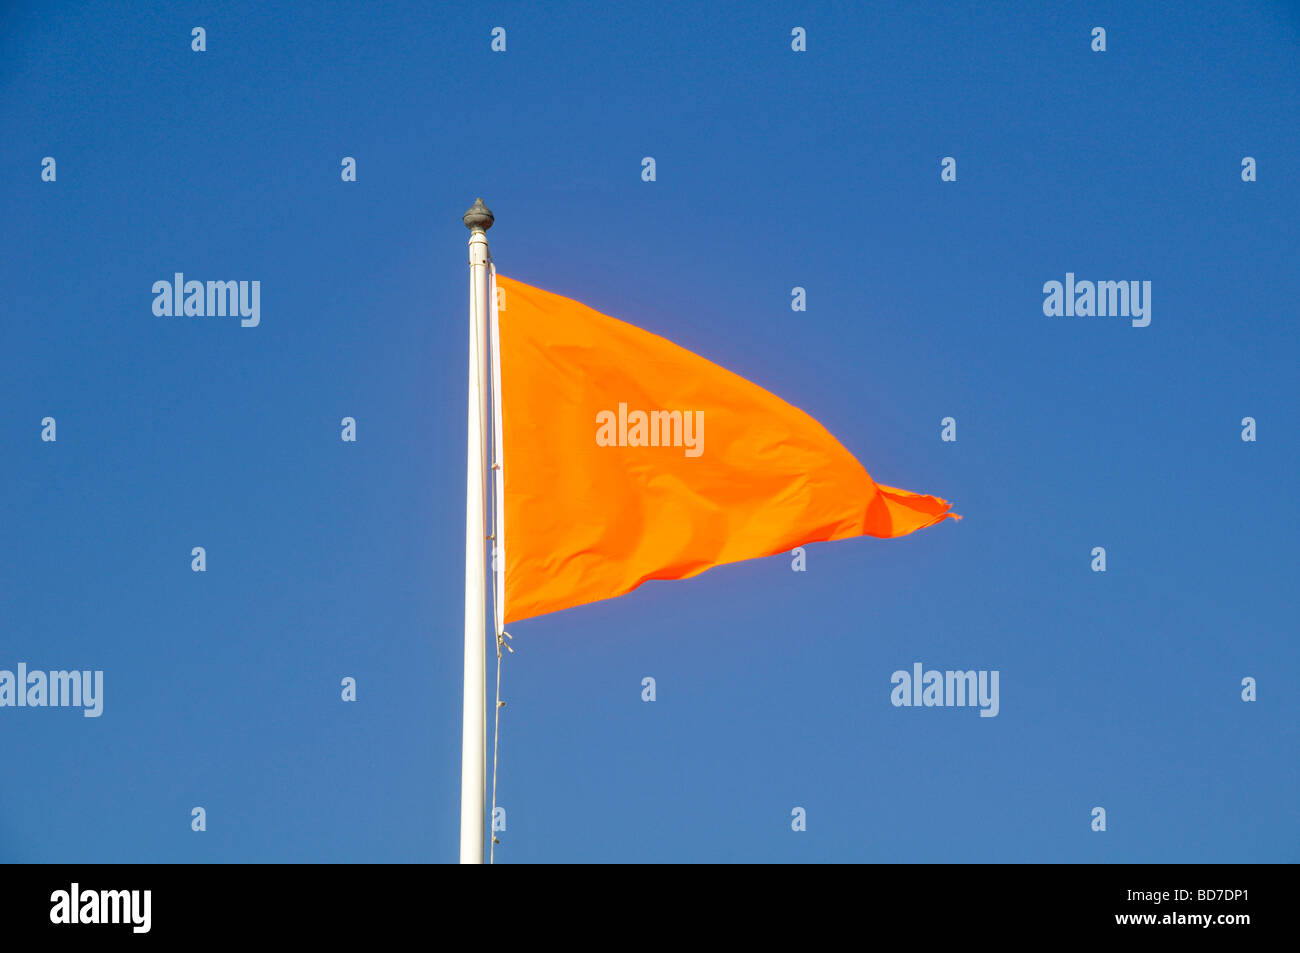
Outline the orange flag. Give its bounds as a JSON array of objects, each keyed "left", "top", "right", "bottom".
[{"left": 495, "top": 274, "right": 959, "bottom": 624}]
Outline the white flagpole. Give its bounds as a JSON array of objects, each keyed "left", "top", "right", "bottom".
[{"left": 460, "top": 198, "right": 494, "bottom": 864}]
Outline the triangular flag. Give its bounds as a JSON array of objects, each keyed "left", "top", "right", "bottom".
[{"left": 495, "top": 274, "right": 958, "bottom": 623}]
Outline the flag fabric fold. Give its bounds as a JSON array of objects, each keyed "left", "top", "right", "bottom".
[{"left": 494, "top": 273, "right": 958, "bottom": 623}]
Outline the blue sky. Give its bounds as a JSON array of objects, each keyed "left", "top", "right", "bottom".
[{"left": 1, "top": 0, "right": 1296, "bottom": 862}]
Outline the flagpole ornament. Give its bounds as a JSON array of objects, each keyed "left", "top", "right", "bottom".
[{"left": 463, "top": 197, "right": 495, "bottom": 234}]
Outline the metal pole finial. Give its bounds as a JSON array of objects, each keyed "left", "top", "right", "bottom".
[{"left": 463, "top": 197, "right": 494, "bottom": 233}]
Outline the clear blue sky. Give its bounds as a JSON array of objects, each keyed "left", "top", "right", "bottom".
[{"left": 2, "top": 1, "right": 1296, "bottom": 862}]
